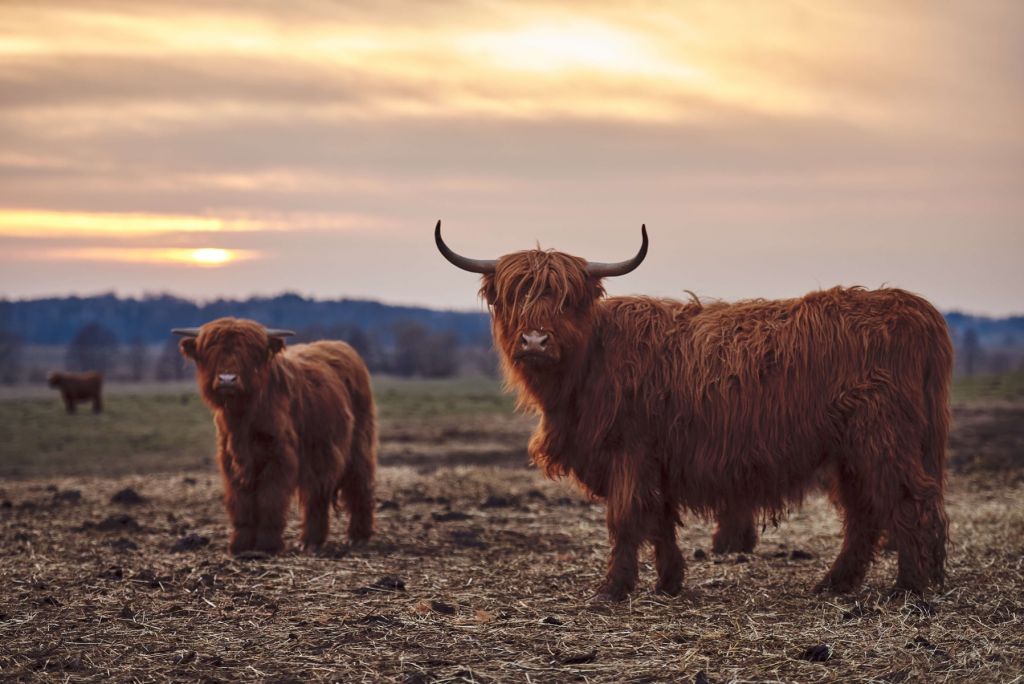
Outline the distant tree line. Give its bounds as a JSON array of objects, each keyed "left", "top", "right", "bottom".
[{"left": 0, "top": 294, "right": 1021, "bottom": 384}]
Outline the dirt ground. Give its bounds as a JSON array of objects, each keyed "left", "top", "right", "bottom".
[{"left": 1, "top": 395, "right": 1023, "bottom": 682}]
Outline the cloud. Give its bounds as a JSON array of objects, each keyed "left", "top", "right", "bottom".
[{"left": 0, "top": 0, "right": 1021, "bottom": 314}]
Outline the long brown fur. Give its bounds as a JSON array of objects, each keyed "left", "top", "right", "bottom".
[
  {"left": 477, "top": 249, "right": 952, "bottom": 600},
  {"left": 180, "top": 318, "right": 377, "bottom": 555},
  {"left": 48, "top": 371, "right": 103, "bottom": 414}
]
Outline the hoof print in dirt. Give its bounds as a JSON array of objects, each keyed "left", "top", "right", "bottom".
[
  {"left": 431, "top": 511, "right": 471, "bottom": 522},
  {"left": 450, "top": 530, "right": 488, "bottom": 549},
  {"left": 109, "top": 537, "right": 138, "bottom": 552},
  {"left": 171, "top": 533, "right": 210, "bottom": 552},
  {"left": 800, "top": 643, "right": 833, "bottom": 663},
  {"left": 354, "top": 575, "right": 406, "bottom": 595},
  {"left": 13, "top": 531, "right": 32, "bottom": 542},
  {"left": 540, "top": 616, "right": 564, "bottom": 626},
  {"left": 560, "top": 649, "right": 597, "bottom": 665},
  {"left": 402, "top": 673, "right": 433, "bottom": 684},
  {"left": 790, "top": 549, "right": 814, "bottom": 560},
  {"left": 378, "top": 499, "right": 400, "bottom": 511},
  {"left": 172, "top": 650, "right": 197, "bottom": 666},
  {"left": 54, "top": 489, "right": 82, "bottom": 503},
  {"left": 111, "top": 488, "right": 146, "bottom": 505},
  {"left": 430, "top": 600, "right": 456, "bottom": 615},
  {"left": 693, "top": 548, "right": 707, "bottom": 560},
  {"left": 132, "top": 569, "right": 172, "bottom": 588},
  {"left": 694, "top": 671, "right": 711, "bottom": 684},
  {"left": 100, "top": 566, "right": 124, "bottom": 581},
  {"left": 906, "top": 636, "right": 949, "bottom": 659}
]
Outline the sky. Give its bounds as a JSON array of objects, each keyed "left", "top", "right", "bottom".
[{"left": 0, "top": 1, "right": 1021, "bottom": 315}]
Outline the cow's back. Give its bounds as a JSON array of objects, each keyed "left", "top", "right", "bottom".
[
  {"left": 593, "top": 286, "right": 951, "bottom": 511},
  {"left": 277, "top": 341, "right": 373, "bottom": 449}
]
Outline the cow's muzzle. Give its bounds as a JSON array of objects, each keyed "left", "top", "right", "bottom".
[
  {"left": 214, "top": 373, "right": 241, "bottom": 394},
  {"left": 513, "top": 329, "right": 557, "bottom": 365}
]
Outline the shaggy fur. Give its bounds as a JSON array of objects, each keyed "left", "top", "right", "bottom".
[
  {"left": 476, "top": 249, "right": 951, "bottom": 601},
  {"left": 180, "top": 318, "right": 376, "bottom": 555},
  {"left": 47, "top": 371, "right": 103, "bottom": 414}
]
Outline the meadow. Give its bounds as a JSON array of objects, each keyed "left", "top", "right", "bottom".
[{"left": 0, "top": 375, "right": 1022, "bottom": 681}]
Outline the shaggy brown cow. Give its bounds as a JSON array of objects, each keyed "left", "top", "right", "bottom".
[
  {"left": 436, "top": 222, "right": 951, "bottom": 601},
  {"left": 174, "top": 318, "right": 376, "bottom": 555},
  {"left": 48, "top": 371, "right": 103, "bottom": 414}
]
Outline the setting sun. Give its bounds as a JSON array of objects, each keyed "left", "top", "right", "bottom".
[{"left": 189, "top": 247, "right": 232, "bottom": 265}]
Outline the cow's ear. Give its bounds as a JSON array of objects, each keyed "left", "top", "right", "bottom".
[
  {"left": 479, "top": 274, "right": 497, "bottom": 305},
  {"left": 179, "top": 338, "right": 197, "bottom": 360},
  {"left": 268, "top": 337, "right": 286, "bottom": 356}
]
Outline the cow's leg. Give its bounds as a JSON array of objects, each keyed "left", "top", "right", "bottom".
[
  {"left": 652, "top": 507, "right": 685, "bottom": 596},
  {"left": 814, "top": 474, "right": 883, "bottom": 593},
  {"left": 299, "top": 487, "right": 332, "bottom": 552},
  {"left": 225, "top": 483, "right": 258, "bottom": 554},
  {"left": 64, "top": 395, "right": 75, "bottom": 414},
  {"left": 712, "top": 506, "right": 758, "bottom": 554},
  {"left": 890, "top": 473, "right": 946, "bottom": 594},
  {"left": 92, "top": 394, "right": 102, "bottom": 413},
  {"left": 595, "top": 509, "right": 643, "bottom": 601},
  {"left": 252, "top": 456, "right": 297, "bottom": 555},
  {"left": 594, "top": 465, "right": 651, "bottom": 601},
  {"left": 339, "top": 451, "right": 374, "bottom": 544}
]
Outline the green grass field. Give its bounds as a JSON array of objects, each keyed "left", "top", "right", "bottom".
[
  {"left": 1, "top": 372, "right": 1019, "bottom": 479},
  {"left": 0, "top": 376, "right": 515, "bottom": 478}
]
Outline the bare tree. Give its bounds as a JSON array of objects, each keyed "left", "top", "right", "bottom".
[
  {"left": 155, "top": 337, "right": 189, "bottom": 381},
  {"left": 127, "top": 337, "right": 148, "bottom": 382},
  {"left": 0, "top": 330, "right": 23, "bottom": 384},
  {"left": 66, "top": 323, "right": 118, "bottom": 375}
]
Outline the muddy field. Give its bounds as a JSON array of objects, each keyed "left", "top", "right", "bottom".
[{"left": 1, "top": 381, "right": 1023, "bottom": 682}]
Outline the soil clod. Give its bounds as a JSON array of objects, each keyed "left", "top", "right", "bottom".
[
  {"left": 431, "top": 511, "right": 471, "bottom": 522},
  {"left": 171, "top": 534, "right": 209, "bottom": 552},
  {"left": 800, "top": 644, "right": 833, "bottom": 662},
  {"left": 560, "top": 649, "right": 597, "bottom": 665},
  {"left": 111, "top": 488, "right": 146, "bottom": 505}
]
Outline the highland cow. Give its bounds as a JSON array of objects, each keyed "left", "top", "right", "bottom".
[
  {"left": 48, "top": 371, "right": 103, "bottom": 414},
  {"left": 174, "top": 318, "right": 376, "bottom": 555},
  {"left": 436, "top": 222, "right": 951, "bottom": 601}
]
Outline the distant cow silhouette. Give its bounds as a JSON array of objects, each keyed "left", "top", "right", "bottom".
[
  {"left": 48, "top": 371, "right": 103, "bottom": 414},
  {"left": 437, "top": 221, "right": 952, "bottom": 601},
  {"left": 175, "top": 318, "right": 377, "bottom": 556}
]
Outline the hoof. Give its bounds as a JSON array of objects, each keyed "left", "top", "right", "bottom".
[
  {"left": 233, "top": 550, "right": 272, "bottom": 561},
  {"left": 655, "top": 581, "right": 682, "bottom": 597},
  {"left": 589, "top": 588, "right": 628, "bottom": 603},
  {"left": 813, "top": 576, "right": 858, "bottom": 595}
]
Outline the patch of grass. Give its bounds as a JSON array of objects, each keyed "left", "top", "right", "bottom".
[
  {"left": 374, "top": 375, "right": 514, "bottom": 419},
  {"left": 952, "top": 370, "right": 1024, "bottom": 403},
  {"left": 0, "top": 376, "right": 516, "bottom": 479},
  {"left": 0, "top": 392, "right": 215, "bottom": 478}
]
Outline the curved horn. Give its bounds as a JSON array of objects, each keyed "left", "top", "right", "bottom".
[
  {"left": 171, "top": 327, "right": 201, "bottom": 337},
  {"left": 435, "top": 220, "right": 497, "bottom": 274},
  {"left": 264, "top": 328, "right": 295, "bottom": 338},
  {"left": 585, "top": 224, "right": 649, "bottom": 278}
]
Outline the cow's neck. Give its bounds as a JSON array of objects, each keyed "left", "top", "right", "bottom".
[{"left": 513, "top": 333, "right": 598, "bottom": 416}]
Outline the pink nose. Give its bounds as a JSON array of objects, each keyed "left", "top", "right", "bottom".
[
  {"left": 520, "top": 330, "right": 549, "bottom": 353},
  {"left": 218, "top": 373, "right": 237, "bottom": 386}
]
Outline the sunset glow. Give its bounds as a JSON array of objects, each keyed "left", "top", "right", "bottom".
[
  {"left": 0, "top": 1, "right": 1020, "bottom": 313},
  {"left": 37, "top": 247, "right": 256, "bottom": 267},
  {"left": 0, "top": 210, "right": 256, "bottom": 238}
]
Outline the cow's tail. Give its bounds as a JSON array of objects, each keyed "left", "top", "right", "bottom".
[
  {"left": 336, "top": 380, "right": 377, "bottom": 543},
  {"left": 920, "top": 320, "right": 953, "bottom": 587}
]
